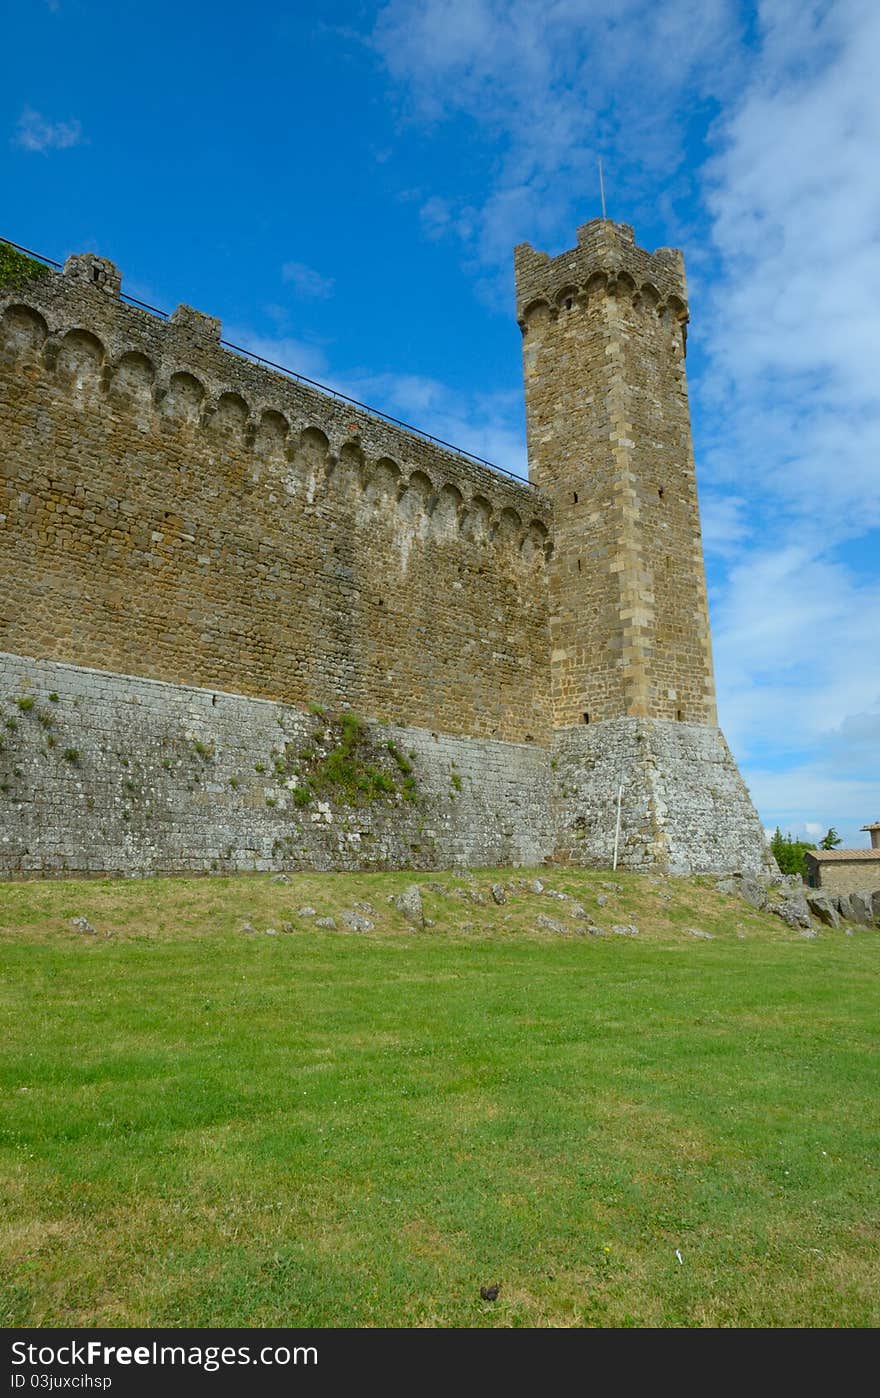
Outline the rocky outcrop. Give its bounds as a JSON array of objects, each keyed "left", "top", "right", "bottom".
[
  {"left": 716, "top": 872, "right": 880, "bottom": 934},
  {"left": 393, "top": 885, "right": 425, "bottom": 927}
]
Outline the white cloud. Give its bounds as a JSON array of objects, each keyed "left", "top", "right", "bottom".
[
  {"left": 700, "top": 492, "right": 750, "bottom": 559},
  {"left": 12, "top": 107, "right": 83, "bottom": 154},
  {"left": 699, "top": 0, "right": 880, "bottom": 834},
  {"left": 419, "top": 196, "right": 452, "bottom": 240},
  {"left": 280, "top": 261, "right": 334, "bottom": 300},
  {"left": 701, "top": 0, "right": 880, "bottom": 534},
  {"left": 343, "top": 369, "right": 528, "bottom": 475},
  {"left": 747, "top": 760, "right": 878, "bottom": 849},
  {"left": 373, "top": 0, "right": 741, "bottom": 277},
  {"left": 223, "top": 327, "right": 330, "bottom": 385},
  {"left": 713, "top": 543, "right": 880, "bottom": 758}
]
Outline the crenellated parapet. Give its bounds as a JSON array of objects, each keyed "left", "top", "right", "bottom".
[
  {"left": 0, "top": 253, "right": 551, "bottom": 562},
  {"left": 514, "top": 218, "right": 688, "bottom": 335}
]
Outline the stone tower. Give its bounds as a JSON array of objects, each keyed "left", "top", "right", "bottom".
[{"left": 515, "top": 219, "right": 770, "bottom": 873}]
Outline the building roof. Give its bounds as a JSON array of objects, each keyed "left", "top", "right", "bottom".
[
  {"left": 805, "top": 848, "right": 880, "bottom": 862},
  {"left": 861, "top": 822, "right": 880, "bottom": 831}
]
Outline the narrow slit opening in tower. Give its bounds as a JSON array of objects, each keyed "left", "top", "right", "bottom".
[
  {"left": 658, "top": 487, "right": 665, "bottom": 501},
  {"left": 573, "top": 491, "right": 578, "bottom": 503},
  {"left": 583, "top": 712, "right": 590, "bottom": 725},
  {"left": 676, "top": 708, "right": 684, "bottom": 721}
]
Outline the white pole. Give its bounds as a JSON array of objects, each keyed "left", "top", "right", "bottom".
[
  {"left": 598, "top": 158, "right": 607, "bottom": 220},
  {"left": 612, "top": 781, "right": 623, "bottom": 870}
]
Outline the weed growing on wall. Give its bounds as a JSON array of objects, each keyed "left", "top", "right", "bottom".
[
  {"left": 269, "top": 709, "right": 421, "bottom": 810},
  {"left": 0, "top": 242, "right": 49, "bottom": 292}
]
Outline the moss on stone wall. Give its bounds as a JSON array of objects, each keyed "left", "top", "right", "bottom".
[{"left": 0, "top": 243, "right": 49, "bottom": 292}]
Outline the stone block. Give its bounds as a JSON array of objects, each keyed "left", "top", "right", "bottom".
[
  {"left": 774, "top": 894, "right": 813, "bottom": 931},
  {"left": 805, "top": 891, "right": 840, "bottom": 928}
]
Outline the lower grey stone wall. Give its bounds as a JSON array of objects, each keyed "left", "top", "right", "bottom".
[
  {"left": 0, "top": 655, "right": 772, "bottom": 878},
  {"left": 0, "top": 653, "right": 553, "bottom": 877},
  {"left": 553, "top": 718, "right": 773, "bottom": 875}
]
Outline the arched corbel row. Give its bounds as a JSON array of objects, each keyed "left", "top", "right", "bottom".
[{"left": 0, "top": 299, "right": 549, "bottom": 563}]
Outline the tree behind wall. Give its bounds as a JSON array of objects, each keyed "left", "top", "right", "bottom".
[
  {"left": 770, "top": 827, "right": 817, "bottom": 878},
  {"left": 819, "top": 827, "right": 842, "bottom": 850}
]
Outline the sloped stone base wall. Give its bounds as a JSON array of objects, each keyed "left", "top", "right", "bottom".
[
  {"left": 0, "top": 653, "right": 553, "bottom": 877},
  {"left": 0, "top": 656, "right": 772, "bottom": 878},
  {"left": 553, "top": 718, "right": 772, "bottom": 875}
]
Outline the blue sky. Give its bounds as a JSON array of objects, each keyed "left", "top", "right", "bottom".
[{"left": 4, "top": 0, "right": 879, "bottom": 847}]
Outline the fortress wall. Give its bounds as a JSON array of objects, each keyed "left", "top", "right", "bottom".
[
  {"left": 552, "top": 719, "right": 771, "bottom": 875},
  {"left": 0, "top": 652, "right": 553, "bottom": 877},
  {"left": 0, "top": 262, "right": 552, "bottom": 746}
]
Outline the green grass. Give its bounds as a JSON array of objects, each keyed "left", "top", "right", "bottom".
[{"left": 0, "top": 868, "right": 878, "bottom": 1328}]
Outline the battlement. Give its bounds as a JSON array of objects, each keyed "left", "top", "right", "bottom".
[
  {"left": 514, "top": 218, "right": 687, "bottom": 327},
  {"left": 1, "top": 252, "right": 545, "bottom": 537}
]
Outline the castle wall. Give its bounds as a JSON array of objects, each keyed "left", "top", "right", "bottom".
[
  {"left": 0, "top": 230, "right": 772, "bottom": 879},
  {"left": 0, "top": 261, "right": 551, "bottom": 747},
  {"left": 0, "top": 652, "right": 553, "bottom": 877},
  {"left": 553, "top": 719, "right": 771, "bottom": 875}
]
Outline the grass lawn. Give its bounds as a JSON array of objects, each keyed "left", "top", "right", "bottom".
[{"left": 1, "top": 867, "right": 878, "bottom": 1328}]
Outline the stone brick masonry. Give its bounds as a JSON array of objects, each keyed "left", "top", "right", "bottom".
[
  {"left": 0, "top": 254, "right": 551, "bottom": 745},
  {"left": 0, "top": 223, "right": 772, "bottom": 877},
  {"left": 0, "top": 652, "right": 552, "bottom": 876},
  {"left": 515, "top": 220, "right": 714, "bottom": 727}
]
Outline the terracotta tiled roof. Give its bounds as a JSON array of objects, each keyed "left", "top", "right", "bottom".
[{"left": 805, "top": 848, "right": 880, "bottom": 862}]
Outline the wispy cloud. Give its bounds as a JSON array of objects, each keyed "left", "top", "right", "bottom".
[
  {"left": 373, "top": 0, "right": 741, "bottom": 278},
  {"left": 12, "top": 107, "right": 83, "bottom": 154},
  {"left": 701, "top": 0, "right": 880, "bottom": 534},
  {"left": 281, "top": 260, "right": 334, "bottom": 300},
  {"left": 343, "top": 370, "right": 528, "bottom": 475},
  {"left": 369, "top": 0, "right": 880, "bottom": 838},
  {"left": 697, "top": 0, "right": 880, "bottom": 835},
  {"left": 223, "top": 326, "right": 330, "bottom": 385},
  {"left": 700, "top": 493, "right": 750, "bottom": 560},
  {"left": 712, "top": 545, "right": 880, "bottom": 760}
]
